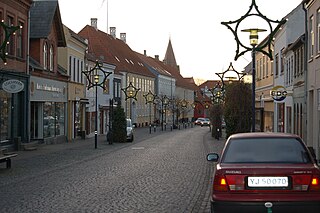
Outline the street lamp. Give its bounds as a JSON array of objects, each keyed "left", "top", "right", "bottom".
[
  {"left": 82, "top": 60, "right": 112, "bottom": 149},
  {"left": 143, "top": 90, "right": 155, "bottom": 134},
  {"left": 209, "top": 81, "right": 224, "bottom": 105},
  {"left": 221, "top": 0, "right": 286, "bottom": 132},
  {"left": 0, "top": 20, "right": 22, "bottom": 64},
  {"left": 121, "top": 82, "right": 140, "bottom": 121},
  {"left": 160, "top": 95, "right": 170, "bottom": 131},
  {"left": 181, "top": 99, "right": 188, "bottom": 124}
]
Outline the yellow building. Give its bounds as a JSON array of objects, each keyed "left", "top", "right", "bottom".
[{"left": 58, "top": 25, "right": 88, "bottom": 141}]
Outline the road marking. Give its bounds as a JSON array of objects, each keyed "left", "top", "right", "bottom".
[{"left": 132, "top": 147, "right": 145, "bottom": 150}]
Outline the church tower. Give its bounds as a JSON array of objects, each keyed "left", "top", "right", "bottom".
[{"left": 163, "top": 38, "right": 179, "bottom": 71}]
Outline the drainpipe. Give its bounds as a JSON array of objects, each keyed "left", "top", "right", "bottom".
[
  {"left": 26, "top": 5, "right": 32, "bottom": 143},
  {"left": 302, "top": 1, "right": 308, "bottom": 145}
]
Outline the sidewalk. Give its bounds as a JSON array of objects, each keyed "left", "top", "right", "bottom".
[{"left": 11, "top": 125, "right": 190, "bottom": 161}]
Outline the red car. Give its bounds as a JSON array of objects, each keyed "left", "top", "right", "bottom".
[{"left": 207, "top": 132, "right": 320, "bottom": 213}]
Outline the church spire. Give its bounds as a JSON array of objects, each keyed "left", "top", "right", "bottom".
[{"left": 163, "top": 38, "right": 178, "bottom": 71}]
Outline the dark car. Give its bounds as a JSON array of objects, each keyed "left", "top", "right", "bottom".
[{"left": 207, "top": 132, "right": 320, "bottom": 213}]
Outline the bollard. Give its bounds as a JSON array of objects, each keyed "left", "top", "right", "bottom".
[
  {"left": 154, "top": 125, "right": 156, "bottom": 132},
  {"left": 149, "top": 125, "right": 152, "bottom": 134},
  {"left": 171, "top": 125, "right": 173, "bottom": 131},
  {"left": 165, "top": 124, "right": 166, "bottom": 131},
  {"left": 179, "top": 124, "right": 181, "bottom": 130}
]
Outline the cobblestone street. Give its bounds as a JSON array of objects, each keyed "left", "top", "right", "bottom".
[{"left": 0, "top": 126, "right": 225, "bottom": 213}]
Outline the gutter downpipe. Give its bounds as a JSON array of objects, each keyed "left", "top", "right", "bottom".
[
  {"left": 302, "top": 1, "right": 308, "bottom": 145},
  {"left": 26, "top": 5, "right": 31, "bottom": 143}
]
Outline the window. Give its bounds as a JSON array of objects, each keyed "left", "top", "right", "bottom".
[
  {"left": 43, "top": 43, "right": 48, "bottom": 70},
  {"left": 103, "top": 79, "right": 110, "bottom": 94},
  {"left": 16, "top": 21, "right": 24, "bottom": 58},
  {"left": 310, "top": 15, "right": 314, "bottom": 58},
  {"left": 49, "top": 45, "right": 54, "bottom": 71},
  {"left": 280, "top": 48, "right": 284, "bottom": 74},
  {"left": 275, "top": 53, "right": 279, "bottom": 76},
  {"left": 317, "top": 8, "right": 320, "bottom": 53},
  {"left": 69, "top": 56, "right": 72, "bottom": 76},
  {"left": 43, "top": 102, "right": 65, "bottom": 138},
  {"left": 7, "top": 16, "right": 15, "bottom": 56},
  {"left": 222, "top": 138, "right": 311, "bottom": 164}
]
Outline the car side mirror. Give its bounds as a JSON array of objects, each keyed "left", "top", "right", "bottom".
[{"left": 207, "top": 153, "right": 219, "bottom": 162}]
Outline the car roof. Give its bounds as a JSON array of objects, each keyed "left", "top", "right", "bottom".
[{"left": 228, "top": 132, "right": 300, "bottom": 140}]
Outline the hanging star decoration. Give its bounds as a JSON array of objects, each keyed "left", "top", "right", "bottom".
[
  {"left": 122, "top": 82, "right": 140, "bottom": 101},
  {"left": 143, "top": 90, "right": 155, "bottom": 104},
  {"left": 221, "top": 0, "right": 286, "bottom": 60},
  {"left": 82, "top": 60, "right": 112, "bottom": 90},
  {"left": 216, "top": 62, "right": 246, "bottom": 90},
  {"left": 0, "top": 20, "right": 22, "bottom": 64},
  {"left": 209, "top": 81, "right": 225, "bottom": 103}
]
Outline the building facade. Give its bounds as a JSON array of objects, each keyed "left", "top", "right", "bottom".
[
  {"left": 29, "top": 0, "right": 68, "bottom": 144},
  {"left": 58, "top": 25, "right": 88, "bottom": 141},
  {"left": 0, "top": 0, "right": 32, "bottom": 149}
]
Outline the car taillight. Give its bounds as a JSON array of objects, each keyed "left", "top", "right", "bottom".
[
  {"left": 292, "top": 175, "right": 311, "bottom": 191},
  {"left": 213, "top": 174, "right": 228, "bottom": 192},
  {"left": 309, "top": 176, "right": 320, "bottom": 191},
  {"left": 225, "top": 175, "right": 246, "bottom": 191}
]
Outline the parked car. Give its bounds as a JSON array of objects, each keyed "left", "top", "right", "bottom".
[
  {"left": 194, "top": 118, "right": 205, "bottom": 125},
  {"left": 200, "top": 118, "right": 211, "bottom": 127},
  {"left": 126, "top": 118, "right": 134, "bottom": 142},
  {"left": 207, "top": 132, "right": 320, "bottom": 213}
]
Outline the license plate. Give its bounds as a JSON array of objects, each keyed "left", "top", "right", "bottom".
[{"left": 248, "top": 177, "right": 288, "bottom": 187}]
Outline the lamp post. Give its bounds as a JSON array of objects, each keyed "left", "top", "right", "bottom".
[
  {"left": 0, "top": 20, "right": 22, "bottom": 64},
  {"left": 221, "top": 0, "right": 286, "bottom": 132},
  {"left": 181, "top": 99, "right": 188, "bottom": 125},
  {"left": 83, "top": 60, "right": 112, "bottom": 149},
  {"left": 143, "top": 90, "right": 155, "bottom": 134},
  {"left": 121, "top": 81, "right": 140, "bottom": 121},
  {"left": 160, "top": 95, "right": 170, "bottom": 131}
]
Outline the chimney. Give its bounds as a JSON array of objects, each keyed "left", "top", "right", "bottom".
[
  {"left": 144, "top": 50, "right": 147, "bottom": 56},
  {"left": 120, "top": 33, "right": 126, "bottom": 43},
  {"left": 110, "top": 27, "right": 116, "bottom": 39},
  {"left": 155, "top": 55, "right": 159, "bottom": 60},
  {"left": 91, "top": 18, "right": 98, "bottom": 30}
]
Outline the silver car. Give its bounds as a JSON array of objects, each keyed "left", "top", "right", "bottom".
[{"left": 126, "top": 118, "right": 134, "bottom": 142}]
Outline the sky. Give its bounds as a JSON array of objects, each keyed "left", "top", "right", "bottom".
[{"left": 58, "top": 0, "right": 303, "bottom": 80}]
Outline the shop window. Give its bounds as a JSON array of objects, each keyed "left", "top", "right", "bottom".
[
  {"left": 0, "top": 91, "right": 11, "bottom": 143},
  {"left": 43, "top": 102, "right": 65, "bottom": 138}
]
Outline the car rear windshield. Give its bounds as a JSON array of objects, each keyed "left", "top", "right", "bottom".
[{"left": 222, "top": 138, "right": 311, "bottom": 164}]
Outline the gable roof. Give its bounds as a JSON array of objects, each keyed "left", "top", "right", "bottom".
[
  {"left": 135, "top": 52, "right": 172, "bottom": 78},
  {"left": 30, "top": 0, "right": 65, "bottom": 46},
  {"left": 153, "top": 57, "right": 196, "bottom": 91},
  {"left": 78, "top": 25, "right": 155, "bottom": 78}
]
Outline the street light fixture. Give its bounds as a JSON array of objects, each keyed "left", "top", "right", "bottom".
[
  {"left": 221, "top": 0, "right": 286, "bottom": 132},
  {"left": 160, "top": 95, "right": 170, "bottom": 131},
  {"left": 0, "top": 20, "right": 22, "bottom": 64},
  {"left": 209, "top": 82, "right": 224, "bottom": 105},
  {"left": 82, "top": 60, "right": 112, "bottom": 149},
  {"left": 121, "top": 82, "right": 140, "bottom": 121},
  {"left": 143, "top": 90, "right": 155, "bottom": 134}
]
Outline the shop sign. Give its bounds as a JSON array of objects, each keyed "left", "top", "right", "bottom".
[
  {"left": 2, "top": 79, "right": 24, "bottom": 93},
  {"left": 270, "top": 85, "right": 287, "bottom": 101}
]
